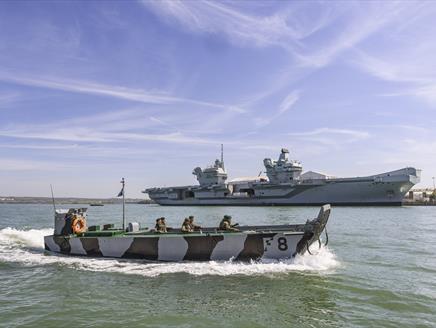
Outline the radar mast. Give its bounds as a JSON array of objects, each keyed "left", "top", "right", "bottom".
[{"left": 221, "top": 144, "right": 224, "bottom": 170}]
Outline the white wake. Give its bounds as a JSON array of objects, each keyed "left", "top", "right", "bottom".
[{"left": 0, "top": 227, "right": 339, "bottom": 277}]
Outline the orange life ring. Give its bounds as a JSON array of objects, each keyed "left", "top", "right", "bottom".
[{"left": 72, "top": 216, "right": 87, "bottom": 234}]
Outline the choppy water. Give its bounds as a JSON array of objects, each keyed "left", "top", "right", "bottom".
[{"left": 0, "top": 204, "right": 435, "bottom": 327}]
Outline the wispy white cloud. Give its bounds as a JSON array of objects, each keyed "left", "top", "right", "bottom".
[
  {"left": 63, "top": 108, "right": 163, "bottom": 132},
  {"left": 408, "top": 85, "right": 436, "bottom": 105},
  {"left": 350, "top": 3, "right": 436, "bottom": 106},
  {"left": 0, "top": 129, "right": 111, "bottom": 143},
  {"left": 352, "top": 51, "right": 432, "bottom": 84},
  {"left": 143, "top": 1, "right": 416, "bottom": 69},
  {"left": 360, "top": 124, "right": 429, "bottom": 134},
  {"left": 377, "top": 83, "right": 436, "bottom": 107},
  {"left": 289, "top": 128, "right": 369, "bottom": 139},
  {"left": 141, "top": 0, "right": 333, "bottom": 49},
  {"left": 355, "top": 138, "right": 436, "bottom": 172},
  {"left": 287, "top": 128, "right": 370, "bottom": 146},
  {"left": 294, "top": 2, "right": 414, "bottom": 68},
  {"left": 0, "top": 126, "right": 217, "bottom": 145},
  {"left": 0, "top": 142, "right": 167, "bottom": 159},
  {"left": 241, "top": 145, "right": 279, "bottom": 152},
  {"left": 0, "top": 108, "right": 223, "bottom": 145},
  {"left": 0, "top": 143, "right": 80, "bottom": 150},
  {"left": 0, "top": 91, "right": 20, "bottom": 107},
  {"left": 0, "top": 73, "right": 245, "bottom": 112},
  {"left": 278, "top": 90, "right": 300, "bottom": 115},
  {"left": 254, "top": 90, "right": 300, "bottom": 127},
  {"left": 149, "top": 116, "right": 169, "bottom": 126},
  {"left": 0, "top": 158, "right": 69, "bottom": 171}
]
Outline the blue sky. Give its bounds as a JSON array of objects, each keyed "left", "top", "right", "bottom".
[{"left": 1, "top": 1, "right": 436, "bottom": 197}]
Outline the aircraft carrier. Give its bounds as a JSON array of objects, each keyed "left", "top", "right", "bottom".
[{"left": 143, "top": 148, "right": 420, "bottom": 206}]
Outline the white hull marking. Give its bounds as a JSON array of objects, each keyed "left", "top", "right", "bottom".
[
  {"left": 69, "top": 237, "right": 87, "bottom": 255},
  {"left": 210, "top": 234, "right": 246, "bottom": 261},
  {"left": 97, "top": 237, "right": 134, "bottom": 258},
  {"left": 158, "top": 236, "right": 189, "bottom": 261},
  {"left": 44, "top": 236, "right": 60, "bottom": 252}
]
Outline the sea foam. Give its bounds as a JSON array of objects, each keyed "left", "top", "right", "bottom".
[{"left": 0, "top": 227, "right": 339, "bottom": 277}]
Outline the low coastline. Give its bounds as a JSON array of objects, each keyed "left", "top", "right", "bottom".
[
  {"left": 0, "top": 196, "right": 154, "bottom": 205},
  {"left": 403, "top": 201, "right": 436, "bottom": 206},
  {"left": 1, "top": 196, "right": 435, "bottom": 206}
]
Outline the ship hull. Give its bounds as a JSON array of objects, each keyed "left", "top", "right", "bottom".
[
  {"left": 44, "top": 205, "right": 331, "bottom": 262},
  {"left": 44, "top": 232, "right": 308, "bottom": 261},
  {"left": 154, "top": 201, "right": 403, "bottom": 206}
]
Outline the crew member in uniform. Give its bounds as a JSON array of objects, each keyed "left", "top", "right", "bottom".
[
  {"left": 181, "top": 218, "right": 193, "bottom": 233},
  {"left": 155, "top": 217, "right": 168, "bottom": 233},
  {"left": 188, "top": 215, "right": 201, "bottom": 231},
  {"left": 219, "top": 215, "right": 239, "bottom": 232}
]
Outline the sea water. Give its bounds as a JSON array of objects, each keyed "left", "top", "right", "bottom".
[{"left": 0, "top": 204, "right": 435, "bottom": 327}]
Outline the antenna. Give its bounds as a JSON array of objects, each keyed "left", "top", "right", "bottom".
[
  {"left": 50, "top": 184, "right": 56, "bottom": 217},
  {"left": 221, "top": 144, "right": 224, "bottom": 170}
]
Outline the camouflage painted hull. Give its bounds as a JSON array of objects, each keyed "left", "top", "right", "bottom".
[
  {"left": 45, "top": 231, "right": 315, "bottom": 261},
  {"left": 44, "top": 205, "right": 331, "bottom": 262}
]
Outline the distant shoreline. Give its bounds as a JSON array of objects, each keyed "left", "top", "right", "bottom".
[
  {"left": 403, "top": 201, "right": 436, "bottom": 206},
  {"left": 1, "top": 196, "right": 435, "bottom": 206},
  {"left": 0, "top": 196, "right": 154, "bottom": 205}
]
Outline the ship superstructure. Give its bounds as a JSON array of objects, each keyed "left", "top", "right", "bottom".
[{"left": 144, "top": 148, "right": 421, "bottom": 206}]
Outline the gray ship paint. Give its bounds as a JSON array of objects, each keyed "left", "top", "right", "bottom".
[{"left": 144, "top": 149, "right": 420, "bottom": 206}]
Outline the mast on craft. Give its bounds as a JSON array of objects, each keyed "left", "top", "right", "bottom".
[{"left": 117, "top": 178, "right": 126, "bottom": 230}]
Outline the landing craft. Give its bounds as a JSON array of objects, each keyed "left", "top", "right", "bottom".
[
  {"left": 144, "top": 148, "right": 420, "bottom": 206},
  {"left": 44, "top": 205, "right": 331, "bottom": 261}
]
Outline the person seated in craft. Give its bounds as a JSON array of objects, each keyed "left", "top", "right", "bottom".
[
  {"left": 218, "top": 215, "right": 239, "bottom": 232},
  {"left": 155, "top": 217, "right": 168, "bottom": 233},
  {"left": 188, "top": 215, "right": 201, "bottom": 231},
  {"left": 181, "top": 218, "right": 194, "bottom": 233}
]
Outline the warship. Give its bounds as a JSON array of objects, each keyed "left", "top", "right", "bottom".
[
  {"left": 144, "top": 148, "right": 420, "bottom": 206},
  {"left": 44, "top": 205, "right": 331, "bottom": 261}
]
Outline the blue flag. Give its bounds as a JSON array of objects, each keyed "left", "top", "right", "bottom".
[{"left": 117, "top": 187, "right": 124, "bottom": 197}]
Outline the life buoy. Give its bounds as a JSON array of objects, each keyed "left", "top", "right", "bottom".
[{"left": 72, "top": 216, "right": 87, "bottom": 234}]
